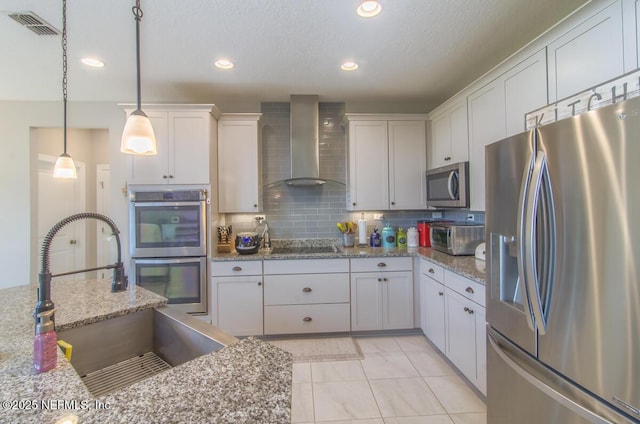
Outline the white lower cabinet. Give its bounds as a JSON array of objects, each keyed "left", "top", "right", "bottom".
[
  {"left": 419, "top": 258, "right": 486, "bottom": 395},
  {"left": 419, "top": 261, "right": 446, "bottom": 353},
  {"left": 351, "top": 257, "right": 414, "bottom": 331},
  {"left": 263, "top": 259, "right": 350, "bottom": 335},
  {"left": 211, "top": 260, "right": 263, "bottom": 336}
]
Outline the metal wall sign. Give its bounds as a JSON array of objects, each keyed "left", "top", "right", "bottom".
[{"left": 525, "top": 69, "right": 640, "bottom": 129}]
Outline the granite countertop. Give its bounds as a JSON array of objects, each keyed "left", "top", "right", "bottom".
[
  {"left": 212, "top": 240, "right": 486, "bottom": 284},
  {"left": 0, "top": 280, "right": 292, "bottom": 423}
]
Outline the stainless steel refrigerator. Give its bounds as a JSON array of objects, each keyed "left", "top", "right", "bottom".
[{"left": 485, "top": 95, "right": 640, "bottom": 423}]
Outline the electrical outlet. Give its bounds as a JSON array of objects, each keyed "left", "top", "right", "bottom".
[
  {"left": 467, "top": 214, "right": 475, "bottom": 221},
  {"left": 432, "top": 212, "right": 443, "bottom": 219},
  {"left": 254, "top": 215, "right": 266, "bottom": 222},
  {"left": 373, "top": 213, "right": 384, "bottom": 220}
]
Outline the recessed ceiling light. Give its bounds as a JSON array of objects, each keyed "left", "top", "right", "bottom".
[
  {"left": 214, "top": 59, "right": 234, "bottom": 70},
  {"left": 357, "top": 1, "right": 382, "bottom": 18},
  {"left": 80, "top": 57, "right": 104, "bottom": 67},
  {"left": 341, "top": 62, "right": 359, "bottom": 71}
]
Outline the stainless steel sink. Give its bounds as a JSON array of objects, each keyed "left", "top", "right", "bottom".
[{"left": 58, "top": 306, "right": 237, "bottom": 396}]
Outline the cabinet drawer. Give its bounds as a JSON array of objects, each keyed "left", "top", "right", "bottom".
[
  {"left": 350, "top": 257, "right": 413, "bottom": 273},
  {"left": 420, "top": 258, "right": 444, "bottom": 283},
  {"left": 264, "top": 258, "right": 349, "bottom": 275},
  {"left": 445, "top": 270, "right": 485, "bottom": 307},
  {"left": 264, "top": 273, "right": 349, "bottom": 305},
  {"left": 211, "top": 260, "right": 262, "bottom": 276},
  {"left": 264, "top": 303, "right": 351, "bottom": 334}
]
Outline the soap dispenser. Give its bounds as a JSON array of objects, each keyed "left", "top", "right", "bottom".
[{"left": 34, "top": 309, "right": 57, "bottom": 374}]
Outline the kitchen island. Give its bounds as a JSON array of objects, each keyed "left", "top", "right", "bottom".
[{"left": 0, "top": 280, "right": 292, "bottom": 423}]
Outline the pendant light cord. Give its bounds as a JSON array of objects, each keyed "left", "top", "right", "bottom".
[
  {"left": 62, "top": 0, "right": 68, "bottom": 154},
  {"left": 132, "top": 0, "right": 143, "bottom": 111}
]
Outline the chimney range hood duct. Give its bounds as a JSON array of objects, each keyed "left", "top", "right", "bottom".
[{"left": 285, "top": 95, "right": 327, "bottom": 186}]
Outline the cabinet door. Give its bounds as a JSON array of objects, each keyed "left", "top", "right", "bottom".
[
  {"left": 547, "top": 1, "right": 624, "bottom": 102},
  {"left": 420, "top": 274, "right": 446, "bottom": 353},
  {"left": 218, "top": 119, "right": 261, "bottom": 212},
  {"left": 128, "top": 111, "right": 170, "bottom": 185},
  {"left": 445, "top": 288, "right": 477, "bottom": 381},
  {"left": 504, "top": 49, "right": 548, "bottom": 137},
  {"left": 170, "top": 112, "right": 210, "bottom": 185},
  {"left": 429, "top": 111, "right": 451, "bottom": 170},
  {"left": 388, "top": 121, "right": 427, "bottom": 210},
  {"left": 429, "top": 100, "right": 468, "bottom": 170},
  {"left": 468, "top": 81, "right": 506, "bottom": 211},
  {"left": 214, "top": 276, "right": 263, "bottom": 336},
  {"left": 384, "top": 271, "right": 414, "bottom": 329},
  {"left": 351, "top": 273, "right": 383, "bottom": 331},
  {"left": 347, "top": 121, "right": 389, "bottom": 211},
  {"left": 475, "top": 306, "right": 487, "bottom": 395}
]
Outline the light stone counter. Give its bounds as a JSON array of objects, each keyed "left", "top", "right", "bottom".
[
  {"left": 0, "top": 280, "right": 292, "bottom": 423},
  {"left": 212, "top": 241, "right": 486, "bottom": 284}
]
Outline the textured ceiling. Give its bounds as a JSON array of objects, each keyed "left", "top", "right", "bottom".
[{"left": 0, "top": 0, "right": 588, "bottom": 111}]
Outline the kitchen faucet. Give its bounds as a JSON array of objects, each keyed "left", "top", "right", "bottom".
[
  {"left": 35, "top": 212, "right": 128, "bottom": 328},
  {"left": 253, "top": 217, "right": 271, "bottom": 249}
]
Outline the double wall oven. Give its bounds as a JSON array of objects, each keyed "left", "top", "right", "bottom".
[{"left": 130, "top": 189, "right": 208, "bottom": 314}]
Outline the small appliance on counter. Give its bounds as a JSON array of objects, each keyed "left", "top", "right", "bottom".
[
  {"left": 430, "top": 222, "right": 485, "bottom": 256},
  {"left": 235, "top": 232, "right": 262, "bottom": 255}
]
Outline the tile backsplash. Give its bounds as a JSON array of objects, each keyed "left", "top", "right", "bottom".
[{"left": 224, "top": 101, "right": 484, "bottom": 240}]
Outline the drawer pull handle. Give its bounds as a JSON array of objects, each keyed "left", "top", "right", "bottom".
[
  {"left": 232, "top": 266, "right": 242, "bottom": 271},
  {"left": 377, "top": 262, "right": 387, "bottom": 267},
  {"left": 465, "top": 286, "right": 475, "bottom": 294},
  {"left": 302, "top": 287, "right": 312, "bottom": 293},
  {"left": 303, "top": 317, "right": 312, "bottom": 322},
  {"left": 428, "top": 268, "right": 435, "bottom": 273},
  {"left": 438, "top": 291, "right": 444, "bottom": 296},
  {"left": 464, "top": 307, "right": 475, "bottom": 314}
]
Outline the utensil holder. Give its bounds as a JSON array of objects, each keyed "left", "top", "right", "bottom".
[{"left": 342, "top": 233, "right": 355, "bottom": 247}]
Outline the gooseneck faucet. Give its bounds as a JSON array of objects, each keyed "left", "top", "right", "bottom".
[{"left": 35, "top": 212, "right": 128, "bottom": 327}]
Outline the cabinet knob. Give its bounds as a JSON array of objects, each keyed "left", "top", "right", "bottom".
[
  {"left": 428, "top": 268, "right": 435, "bottom": 274},
  {"left": 377, "top": 262, "right": 387, "bottom": 268},
  {"left": 378, "top": 278, "right": 382, "bottom": 282},
  {"left": 258, "top": 282, "right": 262, "bottom": 286},
  {"left": 391, "top": 201, "right": 395, "bottom": 205},
  {"left": 438, "top": 291, "right": 444, "bottom": 296},
  {"left": 444, "top": 156, "right": 451, "bottom": 161},
  {"left": 253, "top": 204, "right": 258, "bottom": 208},
  {"left": 303, "top": 317, "right": 312, "bottom": 322},
  {"left": 302, "top": 287, "right": 312, "bottom": 293},
  {"left": 169, "top": 175, "right": 174, "bottom": 179},
  {"left": 163, "top": 175, "right": 168, "bottom": 179},
  {"left": 465, "top": 286, "right": 475, "bottom": 294},
  {"left": 383, "top": 277, "right": 388, "bottom": 282},
  {"left": 232, "top": 266, "right": 242, "bottom": 271},
  {"left": 352, "top": 202, "right": 357, "bottom": 206}
]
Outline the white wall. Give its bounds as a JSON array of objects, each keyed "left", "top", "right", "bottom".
[{"left": 0, "top": 101, "right": 129, "bottom": 289}]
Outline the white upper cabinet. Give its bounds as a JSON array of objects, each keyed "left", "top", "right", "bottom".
[
  {"left": 547, "top": 1, "right": 625, "bottom": 102},
  {"left": 125, "top": 105, "right": 219, "bottom": 185},
  {"left": 217, "top": 114, "right": 263, "bottom": 213},
  {"left": 428, "top": 98, "right": 469, "bottom": 170},
  {"left": 345, "top": 115, "right": 428, "bottom": 211},
  {"left": 468, "top": 49, "right": 547, "bottom": 211}
]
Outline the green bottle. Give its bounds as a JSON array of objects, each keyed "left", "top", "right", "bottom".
[{"left": 397, "top": 227, "right": 407, "bottom": 249}]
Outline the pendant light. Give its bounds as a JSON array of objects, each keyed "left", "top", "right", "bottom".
[
  {"left": 53, "top": 0, "right": 77, "bottom": 179},
  {"left": 120, "top": 0, "right": 157, "bottom": 155}
]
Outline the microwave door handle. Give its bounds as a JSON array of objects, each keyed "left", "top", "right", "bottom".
[
  {"left": 517, "top": 152, "right": 536, "bottom": 332},
  {"left": 447, "top": 170, "right": 459, "bottom": 200}
]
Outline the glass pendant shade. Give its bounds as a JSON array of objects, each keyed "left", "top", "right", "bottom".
[
  {"left": 120, "top": 109, "right": 157, "bottom": 155},
  {"left": 53, "top": 153, "right": 77, "bottom": 178}
]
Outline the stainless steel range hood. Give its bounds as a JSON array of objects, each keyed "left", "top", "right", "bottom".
[{"left": 285, "top": 95, "right": 327, "bottom": 186}]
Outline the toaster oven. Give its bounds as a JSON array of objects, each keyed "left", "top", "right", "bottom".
[{"left": 430, "top": 223, "right": 485, "bottom": 255}]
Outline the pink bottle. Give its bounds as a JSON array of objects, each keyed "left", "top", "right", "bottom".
[{"left": 34, "top": 309, "right": 57, "bottom": 374}]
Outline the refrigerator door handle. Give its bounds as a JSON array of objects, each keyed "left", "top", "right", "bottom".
[
  {"left": 488, "top": 332, "right": 616, "bottom": 424},
  {"left": 517, "top": 152, "right": 536, "bottom": 332},
  {"left": 524, "top": 152, "right": 553, "bottom": 334}
]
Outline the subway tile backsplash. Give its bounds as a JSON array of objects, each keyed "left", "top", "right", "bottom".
[{"left": 224, "top": 101, "right": 484, "bottom": 240}]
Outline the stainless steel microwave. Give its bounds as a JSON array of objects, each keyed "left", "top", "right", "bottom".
[{"left": 426, "top": 162, "right": 469, "bottom": 208}]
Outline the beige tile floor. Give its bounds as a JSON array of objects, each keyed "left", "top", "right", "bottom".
[{"left": 291, "top": 335, "right": 486, "bottom": 424}]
